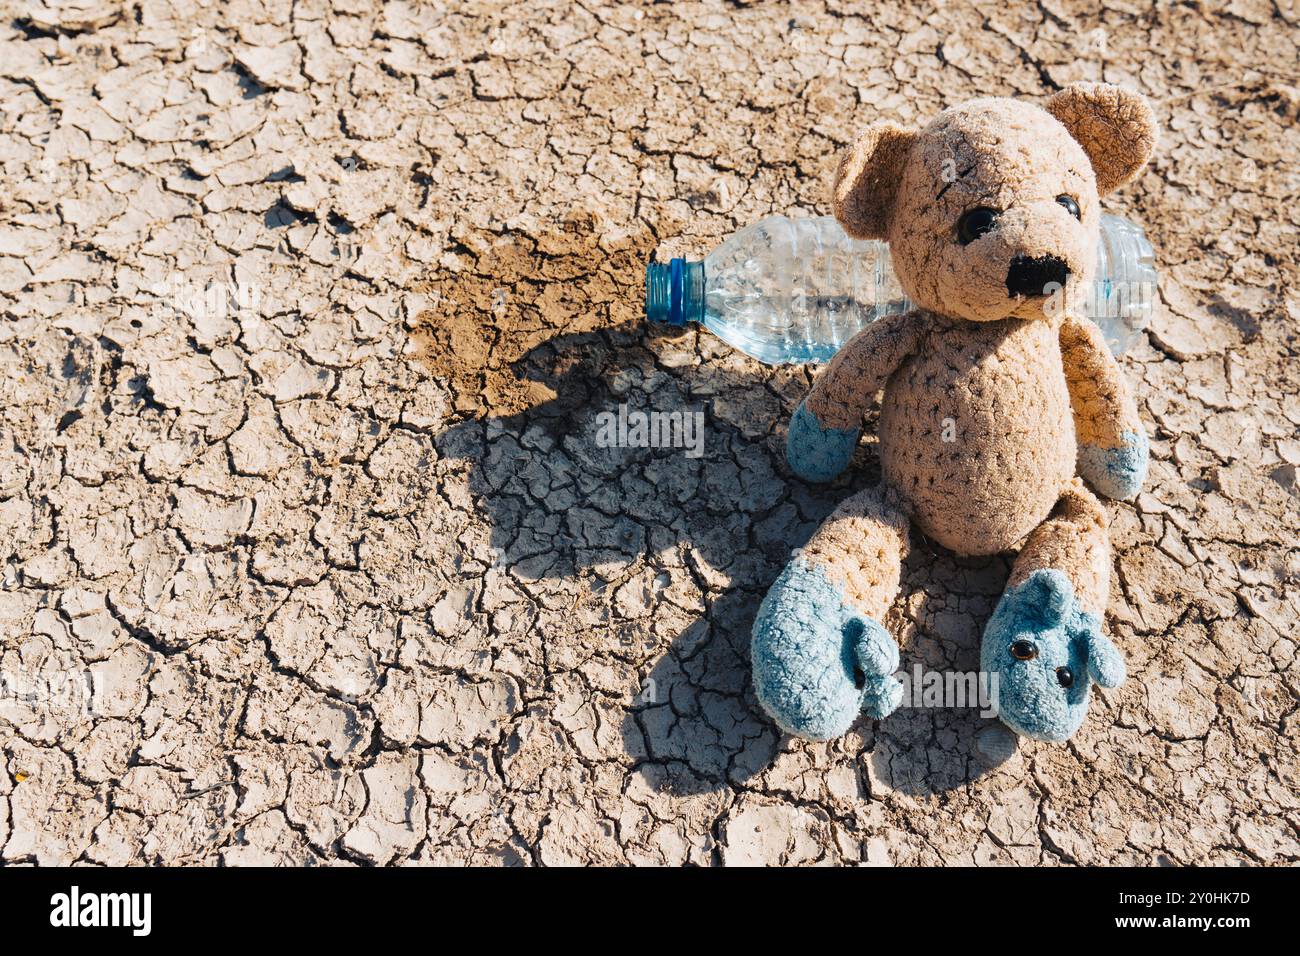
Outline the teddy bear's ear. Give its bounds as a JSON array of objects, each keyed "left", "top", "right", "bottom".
[
  {"left": 832, "top": 122, "right": 916, "bottom": 240},
  {"left": 1044, "top": 83, "right": 1157, "bottom": 196}
]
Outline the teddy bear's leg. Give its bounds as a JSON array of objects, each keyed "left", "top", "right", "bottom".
[
  {"left": 979, "top": 479, "right": 1126, "bottom": 742},
  {"left": 751, "top": 485, "right": 910, "bottom": 740}
]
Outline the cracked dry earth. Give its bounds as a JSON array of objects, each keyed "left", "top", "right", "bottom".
[{"left": 0, "top": 0, "right": 1297, "bottom": 868}]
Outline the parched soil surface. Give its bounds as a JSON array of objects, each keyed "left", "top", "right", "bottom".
[{"left": 0, "top": 1, "right": 1296, "bottom": 865}]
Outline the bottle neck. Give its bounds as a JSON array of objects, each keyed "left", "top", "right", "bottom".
[{"left": 645, "top": 258, "right": 705, "bottom": 326}]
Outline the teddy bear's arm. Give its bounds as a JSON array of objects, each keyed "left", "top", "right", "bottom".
[
  {"left": 786, "top": 310, "right": 925, "bottom": 482},
  {"left": 1060, "top": 314, "right": 1149, "bottom": 499}
]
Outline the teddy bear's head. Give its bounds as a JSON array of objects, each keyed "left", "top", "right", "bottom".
[{"left": 833, "top": 83, "right": 1156, "bottom": 324}]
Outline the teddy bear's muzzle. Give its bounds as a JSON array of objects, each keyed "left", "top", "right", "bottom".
[{"left": 1005, "top": 254, "right": 1070, "bottom": 298}]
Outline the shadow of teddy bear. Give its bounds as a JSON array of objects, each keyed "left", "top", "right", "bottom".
[{"left": 431, "top": 321, "right": 785, "bottom": 790}]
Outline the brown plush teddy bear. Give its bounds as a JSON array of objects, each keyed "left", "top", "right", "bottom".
[{"left": 751, "top": 83, "right": 1156, "bottom": 743}]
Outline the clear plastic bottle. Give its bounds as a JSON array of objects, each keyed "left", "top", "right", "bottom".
[{"left": 646, "top": 213, "right": 1156, "bottom": 362}]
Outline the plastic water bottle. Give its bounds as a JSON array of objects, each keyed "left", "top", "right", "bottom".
[{"left": 645, "top": 214, "right": 1156, "bottom": 362}]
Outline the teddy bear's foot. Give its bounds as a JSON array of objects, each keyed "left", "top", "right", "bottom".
[
  {"left": 980, "top": 568, "right": 1125, "bottom": 742},
  {"left": 751, "top": 558, "right": 902, "bottom": 740}
]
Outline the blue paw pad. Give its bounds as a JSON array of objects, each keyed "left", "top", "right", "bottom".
[
  {"left": 752, "top": 559, "right": 901, "bottom": 740},
  {"left": 980, "top": 569, "right": 1126, "bottom": 742},
  {"left": 787, "top": 400, "right": 860, "bottom": 484},
  {"left": 1079, "top": 429, "right": 1148, "bottom": 500}
]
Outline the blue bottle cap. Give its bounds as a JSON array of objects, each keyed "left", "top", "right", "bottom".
[{"left": 645, "top": 258, "right": 704, "bottom": 326}]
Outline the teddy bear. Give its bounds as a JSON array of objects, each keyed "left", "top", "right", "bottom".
[{"left": 751, "top": 83, "right": 1156, "bottom": 743}]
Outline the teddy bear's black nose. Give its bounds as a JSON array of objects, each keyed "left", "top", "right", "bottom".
[{"left": 1006, "top": 255, "right": 1070, "bottom": 297}]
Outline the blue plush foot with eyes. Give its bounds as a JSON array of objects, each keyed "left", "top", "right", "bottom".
[
  {"left": 751, "top": 559, "right": 903, "bottom": 740},
  {"left": 980, "top": 569, "right": 1126, "bottom": 742}
]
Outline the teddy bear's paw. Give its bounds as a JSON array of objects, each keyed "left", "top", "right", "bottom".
[
  {"left": 1078, "top": 429, "right": 1148, "bottom": 500},
  {"left": 751, "top": 558, "right": 901, "bottom": 739},
  {"left": 980, "top": 569, "right": 1126, "bottom": 743},
  {"left": 786, "top": 400, "right": 860, "bottom": 483}
]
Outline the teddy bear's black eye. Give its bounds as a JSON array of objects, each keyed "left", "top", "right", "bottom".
[
  {"left": 957, "top": 207, "right": 999, "bottom": 245},
  {"left": 1056, "top": 195, "right": 1081, "bottom": 220},
  {"left": 1056, "top": 666, "right": 1074, "bottom": 688},
  {"left": 1010, "top": 640, "right": 1037, "bottom": 661}
]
